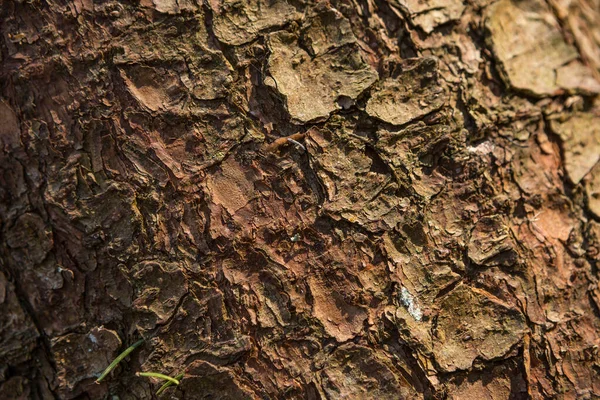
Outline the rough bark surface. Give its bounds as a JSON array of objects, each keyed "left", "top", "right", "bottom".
[{"left": 1, "top": 0, "right": 600, "bottom": 399}]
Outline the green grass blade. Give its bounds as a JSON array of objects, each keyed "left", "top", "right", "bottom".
[
  {"left": 95, "top": 339, "right": 144, "bottom": 383},
  {"left": 137, "top": 372, "right": 180, "bottom": 385},
  {"left": 156, "top": 372, "right": 184, "bottom": 395}
]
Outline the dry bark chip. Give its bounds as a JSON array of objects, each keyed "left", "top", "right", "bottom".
[
  {"left": 468, "top": 215, "right": 519, "bottom": 267},
  {"left": 266, "top": 8, "right": 378, "bottom": 123},
  {"left": 391, "top": 0, "right": 466, "bottom": 33},
  {"left": 307, "top": 275, "right": 368, "bottom": 342},
  {"left": 319, "top": 344, "right": 421, "bottom": 399},
  {"left": 124, "top": 115, "right": 245, "bottom": 180},
  {"left": 374, "top": 122, "right": 454, "bottom": 200},
  {"left": 432, "top": 284, "right": 527, "bottom": 372},
  {"left": 5, "top": 213, "right": 53, "bottom": 267},
  {"left": 0, "top": 272, "right": 39, "bottom": 366},
  {"left": 554, "top": 0, "right": 600, "bottom": 76},
  {"left": 210, "top": 0, "right": 302, "bottom": 46},
  {"left": 51, "top": 327, "right": 121, "bottom": 394},
  {"left": 206, "top": 156, "right": 256, "bottom": 215},
  {"left": 141, "top": 0, "right": 199, "bottom": 14},
  {"left": 585, "top": 162, "right": 600, "bottom": 218},
  {"left": 116, "top": 20, "right": 233, "bottom": 114},
  {"left": 485, "top": 0, "right": 600, "bottom": 95},
  {"left": 44, "top": 179, "right": 140, "bottom": 263},
  {"left": 179, "top": 360, "right": 256, "bottom": 399},
  {"left": 550, "top": 113, "right": 600, "bottom": 184},
  {"left": 366, "top": 58, "right": 447, "bottom": 126},
  {"left": 306, "top": 127, "right": 405, "bottom": 230},
  {"left": 0, "top": 377, "right": 31, "bottom": 399},
  {"left": 444, "top": 361, "right": 528, "bottom": 399},
  {"left": 0, "top": 100, "right": 20, "bottom": 152},
  {"left": 131, "top": 261, "right": 188, "bottom": 333},
  {"left": 302, "top": 5, "right": 357, "bottom": 56}
]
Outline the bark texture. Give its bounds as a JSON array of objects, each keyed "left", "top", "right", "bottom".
[{"left": 1, "top": 0, "right": 600, "bottom": 399}]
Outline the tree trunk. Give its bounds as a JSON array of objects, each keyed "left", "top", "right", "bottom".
[{"left": 1, "top": 0, "right": 600, "bottom": 398}]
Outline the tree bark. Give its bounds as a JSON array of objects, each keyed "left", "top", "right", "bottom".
[{"left": 1, "top": 0, "right": 600, "bottom": 399}]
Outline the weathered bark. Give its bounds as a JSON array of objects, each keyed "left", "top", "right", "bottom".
[{"left": 1, "top": 0, "right": 600, "bottom": 399}]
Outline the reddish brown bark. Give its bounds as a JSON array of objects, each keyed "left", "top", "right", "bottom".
[{"left": 1, "top": 0, "right": 600, "bottom": 399}]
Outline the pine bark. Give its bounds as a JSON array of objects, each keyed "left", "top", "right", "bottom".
[{"left": 1, "top": 0, "right": 600, "bottom": 399}]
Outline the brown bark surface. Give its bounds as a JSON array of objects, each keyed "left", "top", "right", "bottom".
[{"left": 1, "top": 0, "right": 600, "bottom": 399}]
